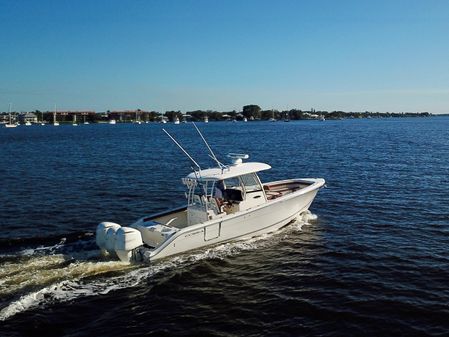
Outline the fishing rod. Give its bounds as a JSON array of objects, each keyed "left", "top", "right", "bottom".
[
  {"left": 192, "top": 122, "right": 226, "bottom": 169},
  {"left": 162, "top": 129, "right": 201, "bottom": 171}
]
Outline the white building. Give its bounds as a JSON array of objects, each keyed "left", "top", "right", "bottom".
[{"left": 19, "top": 112, "right": 38, "bottom": 124}]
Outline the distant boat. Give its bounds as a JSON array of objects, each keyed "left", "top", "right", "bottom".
[
  {"left": 109, "top": 119, "right": 117, "bottom": 125},
  {"left": 319, "top": 116, "right": 325, "bottom": 122},
  {"left": 135, "top": 111, "right": 142, "bottom": 124},
  {"left": 204, "top": 116, "right": 209, "bottom": 123},
  {"left": 5, "top": 104, "right": 17, "bottom": 128},
  {"left": 72, "top": 114, "right": 78, "bottom": 126},
  {"left": 40, "top": 112, "right": 46, "bottom": 126},
  {"left": 174, "top": 116, "right": 180, "bottom": 124},
  {"left": 243, "top": 117, "right": 248, "bottom": 122},
  {"left": 53, "top": 105, "right": 59, "bottom": 126},
  {"left": 83, "top": 115, "right": 89, "bottom": 125},
  {"left": 25, "top": 121, "right": 32, "bottom": 126}
]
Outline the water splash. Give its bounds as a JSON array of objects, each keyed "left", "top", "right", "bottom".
[{"left": 0, "top": 215, "right": 315, "bottom": 321}]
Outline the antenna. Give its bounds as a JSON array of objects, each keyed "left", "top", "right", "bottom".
[
  {"left": 192, "top": 122, "right": 225, "bottom": 168},
  {"left": 162, "top": 129, "right": 201, "bottom": 170}
]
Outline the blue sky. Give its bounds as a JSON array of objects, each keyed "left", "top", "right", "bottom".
[{"left": 1, "top": 0, "right": 448, "bottom": 113}]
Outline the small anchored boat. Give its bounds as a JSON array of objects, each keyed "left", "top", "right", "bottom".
[
  {"left": 96, "top": 125, "right": 325, "bottom": 263},
  {"left": 4, "top": 103, "right": 17, "bottom": 128}
]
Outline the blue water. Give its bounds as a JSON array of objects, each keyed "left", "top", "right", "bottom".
[{"left": 1, "top": 118, "right": 448, "bottom": 336}]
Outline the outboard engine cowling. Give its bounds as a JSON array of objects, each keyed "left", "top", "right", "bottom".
[
  {"left": 115, "top": 227, "right": 143, "bottom": 263},
  {"left": 105, "top": 226, "right": 120, "bottom": 256},
  {"left": 96, "top": 222, "right": 121, "bottom": 256}
]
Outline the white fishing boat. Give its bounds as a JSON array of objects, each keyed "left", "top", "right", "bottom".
[
  {"left": 174, "top": 116, "right": 180, "bottom": 124},
  {"left": 96, "top": 125, "right": 325, "bottom": 263},
  {"left": 25, "top": 121, "right": 32, "bottom": 126},
  {"left": 109, "top": 119, "right": 116, "bottom": 124}
]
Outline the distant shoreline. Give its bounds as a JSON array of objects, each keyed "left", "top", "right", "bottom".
[{"left": 0, "top": 108, "right": 435, "bottom": 124}]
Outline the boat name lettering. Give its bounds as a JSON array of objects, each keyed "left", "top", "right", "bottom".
[{"left": 185, "top": 230, "right": 203, "bottom": 238}]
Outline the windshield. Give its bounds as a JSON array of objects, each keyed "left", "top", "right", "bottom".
[
  {"left": 183, "top": 178, "right": 214, "bottom": 206},
  {"left": 239, "top": 173, "right": 262, "bottom": 192}
]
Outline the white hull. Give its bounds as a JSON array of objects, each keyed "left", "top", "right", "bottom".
[
  {"left": 98, "top": 178, "right": 324, "bottom": 263},
  {"left": 4, "top": 124, "right": 17, "bottom": 128}
]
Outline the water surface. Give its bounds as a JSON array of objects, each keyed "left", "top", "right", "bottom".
[{"left": 1, "top": 118, "right": 448, "bottom": 336}]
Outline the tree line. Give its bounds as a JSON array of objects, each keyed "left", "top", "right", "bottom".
[{"left": 0, "top": 105, "right": 432, "bottom": 123}]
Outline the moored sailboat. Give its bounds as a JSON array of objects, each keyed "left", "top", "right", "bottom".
[
  {"left": 4, "top": 104, "right": 17, "bottom": 128},
  {"left": 53, "top": 105, "right": 59, "bottom": 126}
]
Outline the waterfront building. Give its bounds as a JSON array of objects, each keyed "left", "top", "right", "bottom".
[{"left": 19, "top": 112, "right": 38, "bottom": 124}]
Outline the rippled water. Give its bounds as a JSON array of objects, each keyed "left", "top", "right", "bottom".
[{"left": 1, "top": 118, "right": 448, "bottom": 336}]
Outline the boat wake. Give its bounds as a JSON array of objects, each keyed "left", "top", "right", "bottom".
[{"left": 0, "top": 214, "right": 316, "bottom": 321}]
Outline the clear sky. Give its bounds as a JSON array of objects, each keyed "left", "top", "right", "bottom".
[{"left": 1, "top": 0, "right": 448, "bottom": 113}]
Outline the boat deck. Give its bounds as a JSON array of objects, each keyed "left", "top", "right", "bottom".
[{"left": 263, "top": 181, "right": 311, "bottom": 200}]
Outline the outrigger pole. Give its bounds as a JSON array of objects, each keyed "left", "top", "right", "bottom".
[
  {"left": 162, "top": 129, "right": 201, "bottom": 171},
  {"left": 192, "top": 122, "right": 226, "bottom": 169}
]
